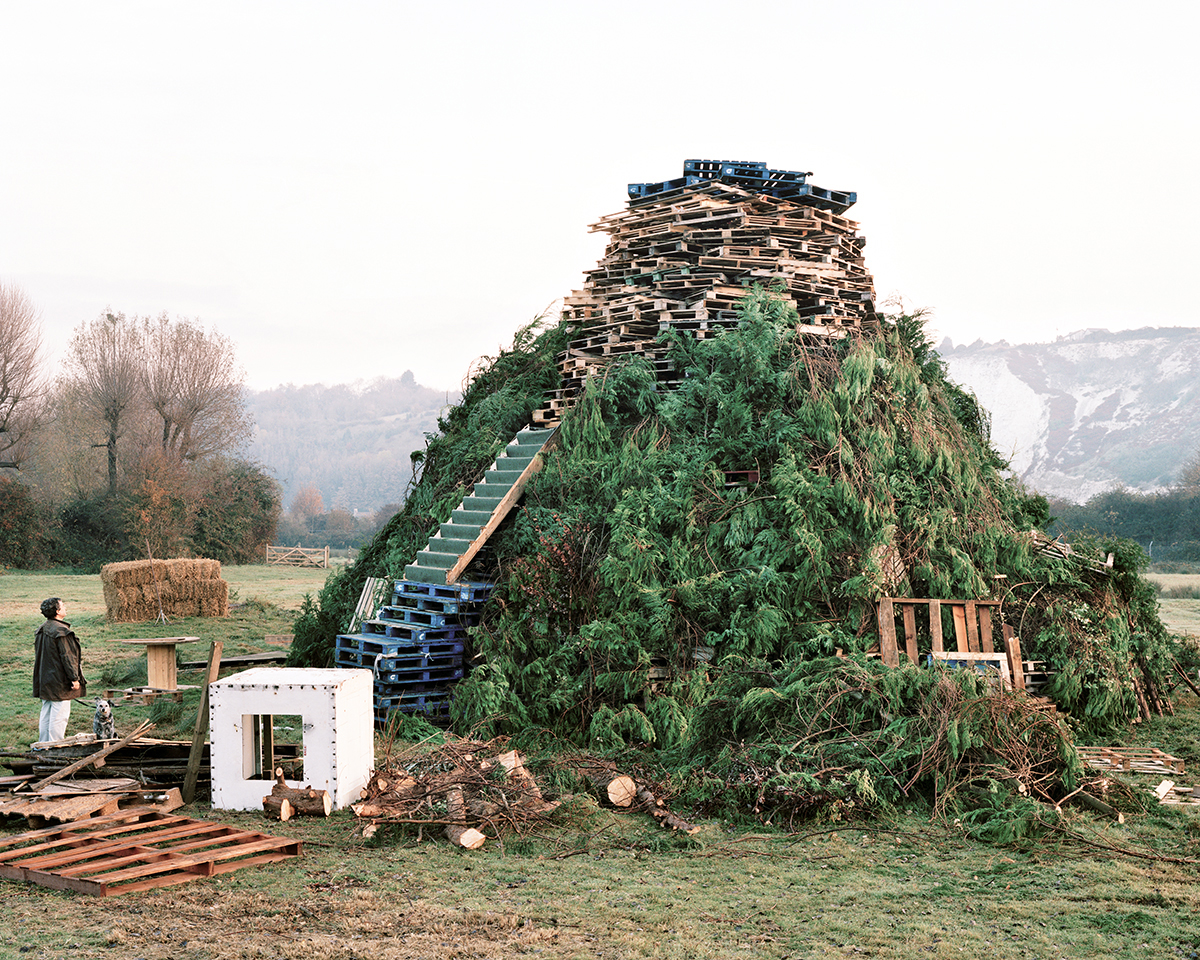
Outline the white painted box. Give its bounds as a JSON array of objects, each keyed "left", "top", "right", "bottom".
[{"left": 208, "top": 667, "right": 373, "bottom": 811}]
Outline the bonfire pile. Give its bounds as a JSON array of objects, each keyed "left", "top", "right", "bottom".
[{"left": 352, "top": 735, "right": 698, "bottom": 848}]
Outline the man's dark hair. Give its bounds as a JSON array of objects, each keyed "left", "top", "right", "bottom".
[{"left": 40, "top": 597, "right": 61, "bottom": 620}]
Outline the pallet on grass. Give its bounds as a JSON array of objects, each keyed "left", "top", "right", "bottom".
[
  {"left": 0, "top": 809, "right": 301, "bottom": 896},
  {"left": 0, "top": 784, "right": 183, "bottom": 826},
  {"left": 1077, "top": 746, "right": 1185, "bottom": 775}
]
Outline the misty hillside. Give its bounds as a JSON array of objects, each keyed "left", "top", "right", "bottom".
[
  {"left": 940, "top": 327, "right": 1200, "bottom": 502},
  {"left": 240, "top": 329, "right": 1199, "bottom": 515},
  {"left": 245, "top": 373, "right": 457, "bottom": 513}
]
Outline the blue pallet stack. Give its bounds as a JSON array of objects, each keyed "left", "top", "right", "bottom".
[
  {"left": 335, "top": 578, "right": 493, "bottom": 726},
  {"left": 628, "top": 159, "right": 854, "bottom": 211}
]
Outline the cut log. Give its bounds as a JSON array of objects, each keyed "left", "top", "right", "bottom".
[
  {"left": 268, "top": 766, "right": 332, "bottom": 817},
  {"left": 497, "top": 750, "right": 543, "bottom": 803},
  {"left": 588, "top": 771, "right": 637, "bottom": 807},
  {"left": 444, "top": 786, "right": 486, "bottom": 850},
  {"left": 263, "top": 795, "right": 294, "bottom": 821}
]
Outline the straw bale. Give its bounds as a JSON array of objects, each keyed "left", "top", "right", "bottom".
[{"left": 103, "top": 557, "right": 231, "bottom": 621}]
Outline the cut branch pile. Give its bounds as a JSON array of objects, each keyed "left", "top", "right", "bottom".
[
  {"left": 352, "top": 735, "right": 701, "bottom": 848},
  {"left": 351, "top": 736, "right": 563, "bottom": 848}
]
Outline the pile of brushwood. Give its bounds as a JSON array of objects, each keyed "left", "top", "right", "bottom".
[
  {"left": 352, "top": 729, "right": 698, "bottom": 848},
  {"left": 293, "top": 289, "right": 1189, "bottom": 839}
]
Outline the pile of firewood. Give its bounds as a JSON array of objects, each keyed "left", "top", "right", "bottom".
[{"left": 350, "top": 736, "right": 699, "bottom": 849}]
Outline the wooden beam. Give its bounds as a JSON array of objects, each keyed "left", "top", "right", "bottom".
[
  {"left": 978, "top": 605, "right": 994, "bottom": 654},
  {"left": 1003, "top": 625, "right": 1025, "bottom": 692},
  {"left": 964, "top": 601, "right": 979, "bottom": 652},
  {"left": 901, "top": 603, "right": 919, "bottom": 665},
  {"left": 951, "top": 604, "right": 968, "bottom": 652},
  {"left": 182, "top": 641, "right": 223, "bottom": 804},
  {"left": 929, "top": 600, "right": 944, "bottom": 652},
  {"left": 878, "top": 598, "right": 899, "bottom": 667}
]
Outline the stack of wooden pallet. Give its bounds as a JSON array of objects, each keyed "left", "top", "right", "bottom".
[
  {"left": 335, "top": 579, "right": 493, "bottom": 725},
  {"left": 533, "top": 162, "right": 876, "bottom": 427}
]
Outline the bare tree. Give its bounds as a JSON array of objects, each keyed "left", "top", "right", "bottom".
[
  {"left": 0, "top": 282, "right": 46, "bottom": 469},
  {"left": 1179, "top": 448, "right": 1200, "bottom": 493},
  {"left": 66, "top": 311, "right": 144, "bottom": 494},
  {"left": 141, "top": 314, "right": 251, "bottom": 461}
]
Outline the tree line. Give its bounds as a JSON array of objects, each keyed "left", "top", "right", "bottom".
[
  {"left": 1, "top": 281, "right": 278, "bottom": 569},
  {"left": 1048, "top": 453, "right": 1200, "bottom": 563}
]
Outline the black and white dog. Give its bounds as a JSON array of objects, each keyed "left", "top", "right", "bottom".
[{"left": 92, "top": 698, "right": 115, "bottom": 740}]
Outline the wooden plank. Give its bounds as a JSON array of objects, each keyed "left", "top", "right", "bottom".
[
  {"left": 929, "top": 600, "right": 944, "bottom": 653},
  {"left": 964, "top": 601, "right": 980, "bottom": 653},
  {"left": 878, "top": 598, "right": 899, "bottom": 668},
  {"left": 901, "top": 603, "right": 919, "bottom": 665},
  {"left": 978, "top": 606, "right": 994, "bottom": 654},
  {"left": 1003, "top": 624, "right": 1025, "bottom": 692},
  {"left": 183, "top": 641, "right": 223, "bottom": 804},
  {"left": 26, "top": 721, "right": 155, "bottom": 793},
  {"left": 444, "top": 429, "right": 559, "bottom": 584},
  {"left": 951, "top": 604, "right": 968, "bottom": 652}
]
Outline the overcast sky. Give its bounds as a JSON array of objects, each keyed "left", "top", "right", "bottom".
[{"left": 2, "top": 1, "right": 1197, "bottom": 392}]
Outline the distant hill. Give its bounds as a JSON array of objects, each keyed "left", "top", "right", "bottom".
[
  {"left": 245, "top": 373, "right": 457, "bottom": 514},
  {"left": 243, "top": 330, "right": 1200, "bottom": 514},
  {"left": 940, "top": 327, "right": 1200, "bottom": 502}
]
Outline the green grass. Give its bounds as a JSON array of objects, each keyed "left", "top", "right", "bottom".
[
  {"left": 0, "top": 564, "right": 331, "bottom": 747},
  {"left": 4, "top": 566, "right": 1200, "bottom": 958}
]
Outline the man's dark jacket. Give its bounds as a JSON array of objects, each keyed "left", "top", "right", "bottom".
[{"left": 33, "top": 618, "right": 86, "bottom": 702}]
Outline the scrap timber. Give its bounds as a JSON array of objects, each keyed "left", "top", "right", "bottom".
[{"left": 533, "top": 160, "right": 876, "bottom": 427}]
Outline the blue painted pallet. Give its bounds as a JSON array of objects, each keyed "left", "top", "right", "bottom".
[
  {"left": 684, "top": 159, "right": 768, "bottom": 179},
  {"left": 334, "top": 635, "right": 465, "bottom": 665},
  {"left": 374, "top": 650, "right": 462, "bottom": 672},
  {"left": 377, "top": 606, "right": 481, "bottom": 628},
  {"left": 373, "top": 695, "right": 452, "bottom": 722},
  {"left": 387, "top": 593, "right": 477, "bottom": 615},
  {"left": 374, "top": 689, "right": 453, "bottom": 713},
  {"left": 374, "top": 664, "right": 465, "bottom": 687},
  {"left": 361, "top": 620, "right": 468, "bottom": 643},
  {"left": 335, "top": 647, "right": 378, "bottom": 668},
  {"left": 396, "top": 579, "right": 493, "bottom": 602}
]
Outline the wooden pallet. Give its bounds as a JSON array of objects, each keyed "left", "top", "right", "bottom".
[
  {"left": 1156, "top": 781, "right": 1200, "bottom": 807},
  {"left": 1077, "top": 746, "right": 1185, "bottom": 775},
  {"left": 0, "top": 809, "right": 301, "bottom": 896},
  {"left": 0, "top": 784, "right": 183, "bottom": 826}
]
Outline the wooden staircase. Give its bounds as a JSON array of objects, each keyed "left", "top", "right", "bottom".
[{"left": 403, "top": 426, "right": 559, "bottom": 585}]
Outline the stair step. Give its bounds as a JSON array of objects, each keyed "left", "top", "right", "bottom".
[
  {"left": 513, "top": 428, "right": 556, "bottom": 445},
  {"left": 439, "top": 523, "right": 481, "bottom": 540},
  {"left": 460, "top": 495, "right": 505, "bottom": 513},
  {"left": 425, "top": 537, "right": 473, "bottom": 556},
  {"left": 450, "top": 509, "right": 493, "bottom": 525},
  {"left": 402, "top": 563, "right": 452, "bottom": 584},
  {"left": 414, "top": 550, "right": 459, "bottom": 569},
  {"left": 480, "top": 469, "right": 526, "bottom": 486}
]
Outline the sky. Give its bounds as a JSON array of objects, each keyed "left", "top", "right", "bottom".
[{"left": 2, "top": 1, "right": 1197, "bottom": 393}]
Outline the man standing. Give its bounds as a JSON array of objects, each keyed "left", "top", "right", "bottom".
[{"left": 33, "top": 597, "right": 86, "bottom": 744}]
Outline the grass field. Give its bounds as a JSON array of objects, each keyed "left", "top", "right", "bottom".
[{"left": 2, "top": 566, "right": 1200, "bottom": 959}]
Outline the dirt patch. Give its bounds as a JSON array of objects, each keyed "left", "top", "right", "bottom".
[{"left": 2, "top": 884, "right": 605, "bottom": 960}]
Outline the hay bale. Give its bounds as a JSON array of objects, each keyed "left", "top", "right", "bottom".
[{"left": 102, "top": 557, "right": 231, "bottom": 622}]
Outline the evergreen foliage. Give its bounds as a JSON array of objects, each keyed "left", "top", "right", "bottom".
[
  {"left": 288, "top": 318, "right": 569, "bottom": 667},
  {"left": 293, "top": 289, "right": 1180, "bottom": 825}
]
